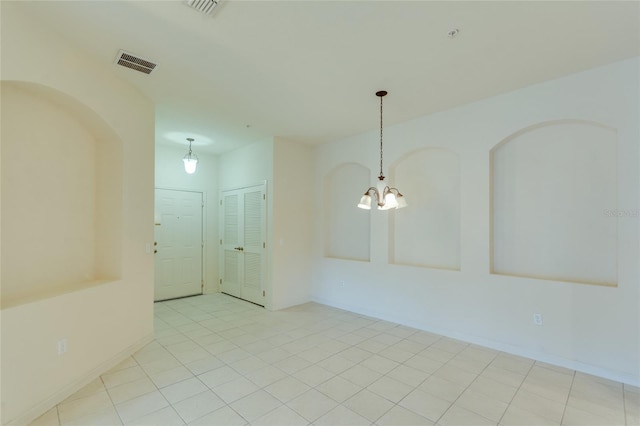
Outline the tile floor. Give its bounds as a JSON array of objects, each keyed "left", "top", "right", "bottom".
[{"left": 30, "top": 293, "right": 639, "bottom": 426}]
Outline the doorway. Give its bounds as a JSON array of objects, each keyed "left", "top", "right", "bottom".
[
  {"left": 154, "top": 188, "right": 204, "bottom": 301},
  {"left": 220, "top": 183, "right": 266, "bottom": 306}
]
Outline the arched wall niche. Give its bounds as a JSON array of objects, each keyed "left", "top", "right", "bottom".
[
  {"left": 1, "top": 80, "right": 124, "bottom": 307},
  {"left": 389, "top": 147, "right": 461, "bottom": 270},
  {"left": 323, "top": 162, "right": 371, "bottom": 261},
  {"left": 490, "top": 119, "right": 618, "bottom": 286}
]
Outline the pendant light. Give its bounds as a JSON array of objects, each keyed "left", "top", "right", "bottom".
[
  {"left": 183, "top": 137, "right": 198, "bottom": 174},
  {"left": 357, "top": 91, "right": 407, "bottom": 210}
]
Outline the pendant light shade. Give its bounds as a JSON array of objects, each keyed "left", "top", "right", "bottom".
[
  {"left": 357, "top": 91, "right": 407, "bottom": 210},
  {"left": 183, "top": 137, "right": 198, "bottom": 174}
]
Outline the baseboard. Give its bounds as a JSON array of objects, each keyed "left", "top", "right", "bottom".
[
  {"left": 311, "top": 295, "right": 640, "bottom": 387},
  {"left": 6, "top": 333, "right": 154, "bottom": 426}
]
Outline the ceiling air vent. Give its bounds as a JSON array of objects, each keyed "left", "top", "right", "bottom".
[
  {"left": 114, "top": 50, "right": 157, "bottom": 75},
  {"left": 186, "top": 0, "right": 218, "bottom": 15}
]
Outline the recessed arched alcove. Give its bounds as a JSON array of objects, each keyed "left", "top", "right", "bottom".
[
  {"left": 1, "top": 81, "right": 123, "bottom": 307},
  {"left": 323, "top": 163, "right": 370, "bottom": 261},
  {"left": 491, "top": 119, "right": 618, "bottom": 286},
  {"left": 389, "top": 147, "right": 461, "bottom": 270}
]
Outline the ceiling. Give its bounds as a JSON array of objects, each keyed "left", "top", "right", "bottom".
[{"left": 10, "top": 1, "right": 640, "bottom": 155}]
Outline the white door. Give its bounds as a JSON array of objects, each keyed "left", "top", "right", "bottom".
[
  {"left": 220, "top": 183, "right": 266, "bottom": 306},
  {"left": 154, "top": 189, "right": 203, "bottom": 301}
]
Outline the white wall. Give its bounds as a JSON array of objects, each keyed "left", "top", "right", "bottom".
[
  {"left": 312, "top": 57, "right": 640, "bottom": 385},
  {"left": 219, "top": 139, "right": 275, "bottom": 307},
  {"left": 272, "top": 138, "right": 314, "bottom": 310},
  {"left": 1, "top": 3, "right": 155, "bottom": 424},
  {"left": 155, "top": 145, "right": 219, "bottom": 293},
  {"left": 219, "top": 138, "right": 314, "bottom": 310}
]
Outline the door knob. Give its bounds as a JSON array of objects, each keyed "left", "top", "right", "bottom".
[{"left": 234, "top": 246, "right": 244, "bottom": 251}]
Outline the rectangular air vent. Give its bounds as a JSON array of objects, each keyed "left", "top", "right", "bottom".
[
  {"left": 186, "top": 0, "right": 218, "bottom": 15},
  {"left": 114, "top": 50, "right": 157, "bottom": 75}
]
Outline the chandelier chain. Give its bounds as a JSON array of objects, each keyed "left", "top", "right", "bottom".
[{"left": 379, "top": 94, "right": 384, "bottom": 179}]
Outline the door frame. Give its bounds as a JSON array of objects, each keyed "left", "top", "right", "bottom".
[
  {"left": 218, "top": 181, "right": 268, "bottom": 302},
  {"left": 154, "top": 187, "right": 206, "bottom": 299}
]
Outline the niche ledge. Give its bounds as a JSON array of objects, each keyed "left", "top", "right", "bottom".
[{"left": 1, "top": 278, "right": 121, "bottom": 310}]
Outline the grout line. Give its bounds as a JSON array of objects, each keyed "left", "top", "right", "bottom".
[{"left": 559, "top": 369, "right": 577, "bottom": 426}]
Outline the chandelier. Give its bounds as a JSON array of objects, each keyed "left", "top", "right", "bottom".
[
  {"left": 357, "top": 91, "right": 407, "bottom": 210},
  {"left": 183, "top": 137, "right": 199, "bottom": 174}
]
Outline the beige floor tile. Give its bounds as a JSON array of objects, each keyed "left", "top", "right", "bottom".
[
  {"left": 172, "top": 390, "right": 225, "bottom": 424},
  {"left": 376, "top": 405, "right": 434, "bottom": 426},
  {"left": 398, "top": 388, "right": 451, "bottom": 422},
  {"left": 510, "top": 389, "right": 566, "bottom": 423},
  {"left": 480, "top": 365, "right": 527, "bottom": 388},
  {"left": 316, "top": 375, "right": 362, "bottom": 403},
  {"left": 378, "top": 346, "right": 415, "bottom": 363},
  {"left": 519, "top": 379, "right": 570, "bottom": 403},
  {"left": 211, "top": 377, "right": 260, "bottom": 404},
  {"left": 438, "top": 404, "right": 496, "bottom": 426},
  {"left": 339, "top": 364, "right": 383, "bottom": 388},
  {"left": 368, "top": 375, "right": 413, "bottom": 404},
  {"left": 149, "top": 366, "right": 194, "bottom": 389},
  {"left": 229, "top": 390, "right": 282, "bottom": 422},
  {"left": 57, "top": 391, "right": 114, "bottom": 424},
  {"left": 432, "top": 364, "right": 478, "bottom": 388},
  {"left": 455, "top": 389, "right": 508, "bottom": 422},
  {"left": 101, "top": 366, "right": 148, "bottom": 389},
  {"left": 273, "top": 355, "right": 312, "bottom": 374},
  {"left": 292, "top": 364, "right": 335, "bottom": 387},
  {"left": 108, "top": 377, "right": 157, "bottom": 405},
  {"left": 197, "top": 365, "right": 242, "bottom": 388},
  {"left": 465, "top": 375, "right": 518, "bottom": 404},
  {"left": 566, "top": 394, "right": 625, "bottom": 424},
  {"left": 264, "top": 376, "right": 311, "bottom": 403},
  {"left": 499, "top": 405, "right": 560, "bottom": 426},
  {"left": 186, "top": 405, "right": 247, "bottom": 426},
  {"left": 60, "top": 406, "right": 122, "bottom": 426},
  {"left": 115, "top": 390, "right": 169, "bottom": 424},
  {"left": 418, "top": 375, "right": 467, "bottom": 403},
  {"left": 340, "top": 347, "right": 375, "bottom": 363},
  {"left": 184, "top": 355, "right": 224, "bottom": 376},
  {"left": 251, "top": 404, "right": 309, "bottom": 426},
  {"left": 314, "top": 405, "right": 371, "bottom": 426},
  {"left": 106, "top": 358, "right": 139, "bottom": 375},
  {"left": 420, "top": 347, "right": 457, "bottom": 364},
  {"left": 126, "top": 406, "right": 184, "bottom": 426},
  {"left": 63, "top": 378, "right": 106, "bottom": 403},
  {"left": 490, "top": 354, "right": 534, "bottom": 375},
  {"left": 361, "top": 354, "right": 400, "bottom": 375},
  {"left": 316, "top": 354, "right": 356, "bottom": 374},
  {"left": 343, "top": 389, "right": 394, "bottom": 422},
  {"left": 286, "top": 389, "right": 339, "bottom": 422},
  {"left": 562, "top": 404, "right": 624, "bottom": 426},
  {"left": 386, "top": 364, "right": 431, "bottom": 387},
  {"left": 159, "top": 377, "right": 208, "bottom": 405},
  {"left": 35, "top": 295, "right": 632, "bottom": 426}
]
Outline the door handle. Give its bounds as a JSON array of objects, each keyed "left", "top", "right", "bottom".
[{"left": 234, "top": 247, "right": 244, "bottom": 251}]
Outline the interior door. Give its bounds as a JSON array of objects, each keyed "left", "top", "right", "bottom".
[
  {"left": 154, "top": 189, "right": 203, "bottom": 301},
  {"left": 220, "top": 183, "right": 266, "bottom": 306}
]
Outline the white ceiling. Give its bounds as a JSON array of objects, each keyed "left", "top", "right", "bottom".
[{"left": 11, "top": 1, "right": 640, "bottom": 155}]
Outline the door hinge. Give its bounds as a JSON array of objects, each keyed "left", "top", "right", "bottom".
[
  {"left": 201, "top": 280, "right": 204, "bottom": 290},
  {"left": 263, "top": 290, "right": 265, "bottom": 297},
  {"left": 220, "top": 239, "right": 222, "bottom": 245},
  {"left": 220, "top": 200, "right": 222, "bottom": 206},
  {"left": 219, "top": 278, "right": 222, "bottom": 284},
  {"left": 263, "top": 194, "right": 265, "bottom": 200},
  {"left": 263, "top": 242, "right": 265, "bottom": 248}
]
